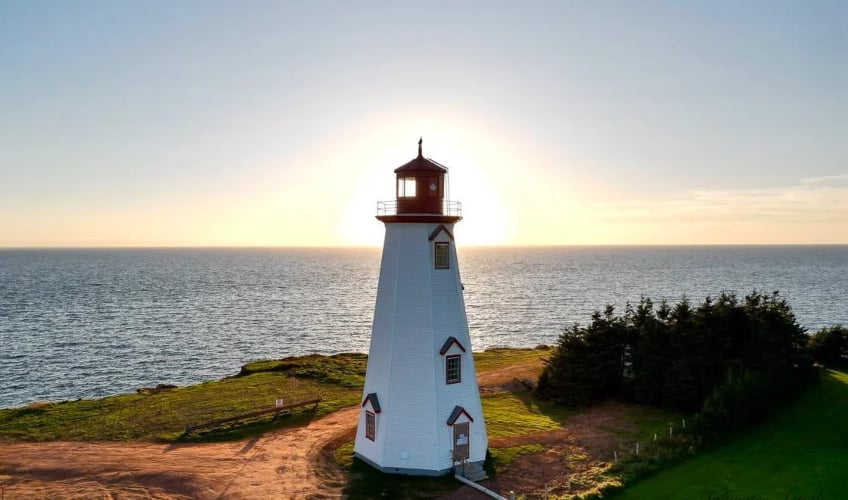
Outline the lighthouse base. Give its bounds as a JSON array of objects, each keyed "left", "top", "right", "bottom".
[{"left": 353, "top": 452, "right": 485, "bottom": 477}]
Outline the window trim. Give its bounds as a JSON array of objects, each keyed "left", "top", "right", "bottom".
[
  {"left": 446, "top": 354, "right": 461, "bottom": 384},
  {"left": 435, "top": 241, "right": 450, "bottom": 269},
  {"left": 397, "top": 176, "right": 416, "bottom": 198},
  {"left": 365, "top": 410, "right": 376, "bottom": 441}
]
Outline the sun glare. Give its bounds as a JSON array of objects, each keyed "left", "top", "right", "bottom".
[{"left": 333, "top": 110, "right": 513, "bottom": 246}]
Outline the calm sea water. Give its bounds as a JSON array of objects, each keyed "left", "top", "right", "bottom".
[{"left": 1, "top": 246, "right": 846, "bottom": 408}]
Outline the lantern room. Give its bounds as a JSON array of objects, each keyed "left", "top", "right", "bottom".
[{"left": 377, "top": 139, "right": 462, "bottom": 223}]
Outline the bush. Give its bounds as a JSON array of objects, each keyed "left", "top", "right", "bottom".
[
  {"left": 536, "top": 292, "right": 816, "bottom": 444},
  {"left": 808, "top": 325, "right": 848, "bottom": 368}
]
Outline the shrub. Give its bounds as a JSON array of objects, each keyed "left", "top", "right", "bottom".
[
  {"left": 537, "top": 292, "right": 816, "bottom": 444},
  {"left": 808, "top": 325, "right": 848, "bottom": 368}
]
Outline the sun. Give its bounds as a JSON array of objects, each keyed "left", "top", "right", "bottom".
[
  {"left": 321, "top": 104, "right": 559, "bottom": 247},
  {"left": 336, "top": 131, "right": 510, "bottom": 247}
]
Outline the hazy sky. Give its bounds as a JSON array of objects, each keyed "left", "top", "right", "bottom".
[{"left": 1, "top": 1, "right": 845, "bottom": 247}]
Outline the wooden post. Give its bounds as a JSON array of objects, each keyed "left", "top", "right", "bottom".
[{"left": 636, "top": 442, "right": 640, "bottom": 456}]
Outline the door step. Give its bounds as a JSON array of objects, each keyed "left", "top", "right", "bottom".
[{"left": 455, "top": 462, "right": 489, "bottom": 482}]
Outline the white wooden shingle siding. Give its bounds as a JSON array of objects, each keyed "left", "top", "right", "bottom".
[{"left": 354, "top": 222, "right": 488, "bottom": 474}]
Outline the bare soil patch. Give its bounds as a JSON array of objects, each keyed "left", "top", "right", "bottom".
[
  {"left": 484, "top": 401, "right": 635, "bottom": 497},
  {"left": 476, "top": 359, "right": 543, "bottom": 395},
  {"left": 0, "top": 407, "right": 359, "bottom": 499}
]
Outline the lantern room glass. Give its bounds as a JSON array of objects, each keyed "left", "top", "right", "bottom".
[{"left": 397, "top": 177, "right": 416, "bottom": 198}]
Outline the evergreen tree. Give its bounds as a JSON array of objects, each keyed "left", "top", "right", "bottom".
[
  {"left": 808, "top": 325, "right": 847, "bottom": 368},
  {"left": 537, "top": 291, "right": 816, "bottom": 441}
]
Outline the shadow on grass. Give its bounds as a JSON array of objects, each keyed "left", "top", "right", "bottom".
[
  {"left": 171, "top": 409, "right": 319, "bottom": 443},
  {"left": 341, "top": 457, "right": 460, "bottom": 499},
  {"left": 511, "top": 389, "right": 577, "bottom": 427}
]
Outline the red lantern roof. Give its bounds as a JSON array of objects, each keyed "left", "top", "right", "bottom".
[{"left": 394, "top": 138, "right": 448, "bottom": 173}]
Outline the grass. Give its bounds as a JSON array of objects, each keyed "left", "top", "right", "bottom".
[
  {"left": 239, "top": 353, "right": 368, "bottom": 388},
  {"left": 490, "top": 444, "right": 545, "bottom": 472},
  {"left": 614, "top": 369, "right": 848, "bottom": 499},
  {"left": 473, "top": 346, "right": 550, "bottom": 372},
  {"left": 0, "top": 371, "right": 360, "bottom": 442},
  {"left": 342, "top": 457, "right": 460, "bottom": 499},
  {"left": 334, "top": 390, "right": 567, "bottom": 498},
  {"left": 0, "top": 354, "right": 370, "bottom": 442},
  {"left": 483, "top": 390, "right": 574, "bottom": 438},
  {"left": 0, "top": 348, "right": 543, "bottom": 442}
]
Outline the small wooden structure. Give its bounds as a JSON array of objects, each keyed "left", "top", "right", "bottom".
[{"left": 184, "top": 397, "right": 321, "bottom": 435}]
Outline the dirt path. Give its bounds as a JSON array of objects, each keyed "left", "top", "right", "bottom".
[
  {"left": 0, "top": 363, "right": 542, "bottom": 499},
  {"left": 0, "top": 407, "right": 359, "bottom": 499},
  {"left": 476, "top": 359, "right": 542, "bottom": 394}
]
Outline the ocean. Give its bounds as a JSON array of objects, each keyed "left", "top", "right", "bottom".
[{"left": 1, "top": 245, "right": 846, "bottom": 408}]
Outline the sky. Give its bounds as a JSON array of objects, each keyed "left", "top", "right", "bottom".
[{"left": 1, "top": 0, "right": 846, "bottom": 247}]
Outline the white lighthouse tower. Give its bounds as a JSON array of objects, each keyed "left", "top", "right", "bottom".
[{"left": 354, "top": 139, "right": 488, "bottom": 478}]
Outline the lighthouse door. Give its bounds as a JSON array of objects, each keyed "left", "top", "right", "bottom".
[{"left": 453, "top": 422, "right": 470, "bottom": 461}]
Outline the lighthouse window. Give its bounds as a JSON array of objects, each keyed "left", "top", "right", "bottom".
[
  {"left": 446, "top": 354, "right": 461, "bottom": 384},
  {"left": 365, "top": 411, "right": 376, "bottom": 441},
  {"left": 398, "top": 177, "right": 416, "bottom": 198},
  {"left": 435, "top": 242, "right": 450, "bottom": 269}
]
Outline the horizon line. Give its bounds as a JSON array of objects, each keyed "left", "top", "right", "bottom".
[{"left": 2, "top": 243, "right": 847, "bottom": 250}]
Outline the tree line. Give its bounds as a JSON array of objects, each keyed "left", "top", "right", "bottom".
[{"left": 535, "top": 291, "right": 831, "bottom": 442}]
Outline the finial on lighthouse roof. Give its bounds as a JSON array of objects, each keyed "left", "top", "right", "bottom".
[{"left": 418, "top": 137, "right": 423, "bottom": 158}]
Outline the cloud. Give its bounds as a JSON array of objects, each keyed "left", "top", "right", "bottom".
[
  {"left": 594, "top": 175, "right": 848, "bottom": 225},
  {"left": 800, "top": 174, "right": 848, "bottom": 188}
]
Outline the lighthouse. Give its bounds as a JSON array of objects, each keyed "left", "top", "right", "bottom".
[{"left": 354, "top": 139, "right": 488, "bottom": 478}]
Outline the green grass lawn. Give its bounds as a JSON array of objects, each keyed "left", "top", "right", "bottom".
[
  {"left": 472, "top": 346, "right": 549, "bottom": 372},
  {"left": 482, "top": 390, "right": 574, "bottom": 438},
  {"left": 614, "top": 369, "right": 848, "bottom": 499},
  {"left": 0, "top": 348, "right": 546, "bottom": 442},
  {"left": 0, "top": 370, "right": 361, "bottom": 442}
]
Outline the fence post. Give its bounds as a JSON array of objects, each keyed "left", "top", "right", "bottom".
[{"left": 636, "top": 442, "right": 640, "bottom": 456}]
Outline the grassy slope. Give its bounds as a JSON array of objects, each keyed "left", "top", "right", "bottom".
[
  {"left": 615, "top": 369, "right": 848, "bottom": 499},
  {"left": 0, "top": 348, "right": 545, "bottom": 442}
]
